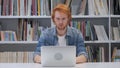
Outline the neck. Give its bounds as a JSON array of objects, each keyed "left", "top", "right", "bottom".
[{"left": 57, "top": 28, "right": 67, "bottom": 36}]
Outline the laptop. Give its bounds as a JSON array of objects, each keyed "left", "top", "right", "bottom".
[{"left": 41, "top": 46, "right": 76, "bottom": 67}]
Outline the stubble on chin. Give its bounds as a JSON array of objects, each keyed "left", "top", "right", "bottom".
[{"left": 57, "top": 26, "right": 66, "bottom": 31}]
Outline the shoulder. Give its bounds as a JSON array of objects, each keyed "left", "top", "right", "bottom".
[
  {"left": 67, "top": 27, "right": 81, "bottom": 34},
  {"left": 43, "top": 27, "right": 55, "bottom": 35},
  {"left": 67, "top": 27, "right": 83, "bottom": 39}
]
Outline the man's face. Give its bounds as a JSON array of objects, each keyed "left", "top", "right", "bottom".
[{"left": 54, "top": 11, "right": 69, "bottom": 31}]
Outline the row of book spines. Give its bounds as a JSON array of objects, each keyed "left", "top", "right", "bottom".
[
  {"left": 17, "top": 19, "right": 47, "bottom": 41},
  {"left": 0, "top": 0, "right": 108, "bottom": 16},
  {"left": 86, "top": 46, "right": 105, "bottom": 62},
  {"left": 53, "top": 0, "right": 109, "bottom": 15},
  {"left": 0, "top": 20, "right": 46, "bottom": 41},
  {"left": 0, "top": 0, "right": 50, "bottom": 16},
  {"left": 0, "top": 51, "right": 34, "bottom": 63},
  {"left": 0, "top": 0, "right": 119, "bottom": 16},
  {"left": 53, "top": 0, "right": 87, "bottom": 15},
  {"left": 0, "top": 20, "right": 107, "bottom": 41},
  {"left": 0, "top": 27, "right": 44, "bottom": 41},
  {"left": 71, "top": 20, "right": 108, "bottom": 41},
  {"left": 70, "top": 20, "right": 92, "bottom": 40},
  {"left": 2, "top": 20, "right": 119, "bottom": 41},
  {"left": 71, "top": 20, "right": 120, "bottom": 41},
  {"left": 87, "top": 45, "right": 120, "bottom": 62},
  {"left": 53, "top": 0, "right": 120, "bottom": 15},
  {"left": 0, "top": 31, "right": 17, "bottom": 41}
]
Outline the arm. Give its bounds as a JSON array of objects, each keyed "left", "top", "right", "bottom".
[
  {"left": 76, "top": 30, "right": 88, "bottom": 63},
  {"left": 33, "top": 31, "right": 46, "bottom": 63}
]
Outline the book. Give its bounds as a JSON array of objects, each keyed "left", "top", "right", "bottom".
[
  {"left": 37, "top": 0, "right": 40, "bottom": 16},
  {"left": 88, "top": 0, "right": 95, "bottom": 15},
  {"left": 95, "top": 0, "right": 106, "bottom": 15},
  {"left": 112, "top": 27, "right": 120, "bottom": 40},
  {"left": 71, "top": 0, "right": 82, "bottom": 15},
  {"left": 112, "top": 47, "right": 117, "bottom": 62},
  {"left": 78, "top": 0, "right": 87, "bottom": 15},
  {"left": 0, "top": 0, "right": 2, "bottom": 15},
  {"left": 13, "top": 0, "right": 18, "bottom": 16},
  {"left": 27, "top": 0, "right": 32, "bottom": 16},
  {"left": 94, "top": 25, "right": 108, "bottom": 40},
  {"left": 20, "top": 0, "right": 24, "bottom": 16},
  {"left": 114, "top": 0, "right": 120, "bottom": 15},
  {"left": 65, "top": 0, "right": 72, "bottom": 7}
]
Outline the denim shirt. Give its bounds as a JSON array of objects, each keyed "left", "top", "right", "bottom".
[{"left": 34, "top": 26, "right": 87, "bottom": 58}]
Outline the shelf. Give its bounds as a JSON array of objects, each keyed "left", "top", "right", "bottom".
[
  {"left": 0, "top": 16, "right": 51, "bottom": 18},
  {"left": 0, "top": 41, "right": 38, "bottom": 45},
  {"left": 0, "top": 41, "right": 110, "bottom": 44},
  {"left": 111, "top": 40, "right": 120, "bottom": 43},
  {"left": 72, "top": 15, "right": 109, "bottom": 18},
  {"left": 110, "top": 15, "right": 120, "bottom": 18},
  {"left": 84, "top": 41, "right": 109, "bottom": 44},
  {"left": 0, "top": 15, "right": 110, "bottom": 19}
]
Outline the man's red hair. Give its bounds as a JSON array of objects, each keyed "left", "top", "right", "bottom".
[{"left": 52, "top": 4, "right": 72, "bottom": 23}]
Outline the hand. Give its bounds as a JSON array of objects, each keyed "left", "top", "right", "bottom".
[
  {"left": 34, "top": 55, "right": 41, "bottom": 63},
  {"left": 76, "top": 55, "right": 87, "bottom": 64}
]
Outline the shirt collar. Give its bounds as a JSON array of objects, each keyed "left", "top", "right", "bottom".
[{"left": 53, "top": 26, "right": 72, "bottom": 37}]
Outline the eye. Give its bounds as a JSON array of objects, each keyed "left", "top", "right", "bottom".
[
  {"left": 56, "top": 18, "right": 60, "bottom": 20},
  {"left": 62, "top": 18, "right": 65, "bottom": 20}
]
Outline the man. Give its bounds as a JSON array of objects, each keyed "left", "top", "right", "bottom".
[{"left": 33, "top": 4, "right": 87, "bottom": 63}]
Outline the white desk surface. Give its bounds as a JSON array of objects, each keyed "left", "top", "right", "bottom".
[{"left": 0, "top": 62, "right": 119, "bottom": 68}]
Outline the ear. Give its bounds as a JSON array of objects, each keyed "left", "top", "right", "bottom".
[
  {"left": 52, "top": 18, "right": 56, "bottom": 24},
  {"left": 53, "top": 20, "right": 56, "bottom": 25}
]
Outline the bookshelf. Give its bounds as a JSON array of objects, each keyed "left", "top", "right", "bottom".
[{"left": 0, "top": 0, "right": 120, "bottom": 63}]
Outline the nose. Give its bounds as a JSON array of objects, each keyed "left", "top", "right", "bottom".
[{"left": 59, "top": 20, "right": 63, "bottom": 24}]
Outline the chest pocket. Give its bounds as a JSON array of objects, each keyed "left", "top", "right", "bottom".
[
  {"left": 67, "top": 37, "right": 76, "bottom": 45},
  {"left": 45, "top": 37, "right": 56, "bottom": 45}
]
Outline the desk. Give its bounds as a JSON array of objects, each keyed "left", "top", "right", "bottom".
[{"left": 0, "top": 62, "right": 119, "bottom": 68}]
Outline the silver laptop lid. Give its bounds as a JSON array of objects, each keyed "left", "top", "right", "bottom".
[{"left": 41, "top": 46, "right": 76, "bottom": 67}]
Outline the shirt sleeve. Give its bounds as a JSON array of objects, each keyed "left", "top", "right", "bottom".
[
  {"left": 33, "top": 31, "right": 46, "bottom": 58},
  {"left": 76, "top": 30, "right": 88, "bottom": 59}
]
